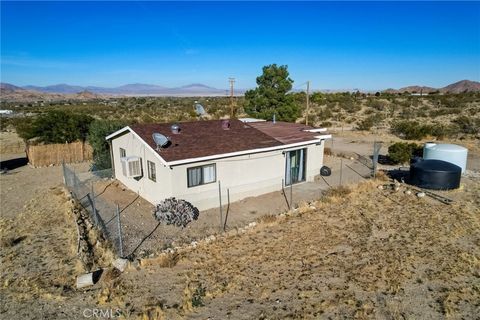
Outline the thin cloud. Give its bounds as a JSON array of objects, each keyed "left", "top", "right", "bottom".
[{"left": 0, "top": 56, "right": 82, "bottom": 69}]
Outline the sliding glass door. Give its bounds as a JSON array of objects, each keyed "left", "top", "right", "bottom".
[{"left": 285, "top": 149, "right": 306, "bottom": 186}]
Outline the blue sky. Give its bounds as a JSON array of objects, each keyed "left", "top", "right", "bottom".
[{"left": 1, "top": 1, "right": 479, "bottom": 90}]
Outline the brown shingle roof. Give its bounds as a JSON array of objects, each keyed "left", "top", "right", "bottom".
[
  {"left": 130, "top": 119, "right": 281, "bottom": 162},
  {"left": 126, "top": 119, "right": 322, "bottom": 163},
  {"left": 247, "top": 121, "right": 319, "bottom": 144}
]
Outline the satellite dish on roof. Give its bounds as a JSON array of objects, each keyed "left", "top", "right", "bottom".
[
  {"left": 194, "top": 103, "right": 206, "bottom": 116},
  {"left": 152, "top": 133, "right": 170, "bottom": 150}
]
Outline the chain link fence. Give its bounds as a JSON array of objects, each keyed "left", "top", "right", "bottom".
[{"left": 62, "top": 163, "right": 124, "bottom": 257}]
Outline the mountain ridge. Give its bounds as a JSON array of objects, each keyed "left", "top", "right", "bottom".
[
  {"left": 16, "top": 83, "right": 226, "bottom": 95},
  {"left": 383, "top": 80, "right": 480, "bottom": 94},
  {"left": 1, "top": 80, "right": 479, "bottom": 101}
]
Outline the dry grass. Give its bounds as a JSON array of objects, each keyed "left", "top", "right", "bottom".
[
  {"left": 139, "top": 252, "right": 182, "bottom": 268},
  {"left": 1, "top": 177, "right": 478, "bottom": 319},
  {"left": 122, "top": 178, "right": 479, "bottom": 319},
  {"left": 322, "top": 184, "right": 352, "bottom": 198}
]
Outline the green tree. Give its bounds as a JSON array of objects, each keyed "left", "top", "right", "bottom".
[
  {"left": 16, "top": 110, "right": 93, "bottom": 143},
  {"left": 88, "top": 120, "right": 126, "bottom": 170},
  {"left": 387, "top": 142, "right": 423, "bottom": 164},
  {"left": 244, "top": 64, "right": 300, "bottom": 122}
]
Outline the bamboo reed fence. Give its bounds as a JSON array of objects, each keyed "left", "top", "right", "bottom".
[{"left": 27, "top": 141, "right": 93, "bottom": 167}]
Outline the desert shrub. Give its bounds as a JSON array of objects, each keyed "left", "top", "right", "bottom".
[
  {"left": 452, "top": 116, "right": 480, "bottom": 135},
  {"left": 191, "top": 283, "right": 206, "bottom": 307},
  {"left": 16, "top": 110, "right": 93, "bottom": 143},
  {"left": 429, "top": 107, "right": 461, "bottom": 118},
  {"left": 88, "top": 119, "right": 126, "bottom": 170},
  {"left": 398, "top": 107, "right": 416, "bottom": 119},
  {"left": 391, "top": 120, "right": 432, "bottom": 140},
  {"left": 366, "top": 98, "right": 386, "bottom": 111},
  {"left": 319, "top": 121, "right": 332, "bottom": 127},
  {"left": 387, "top": 142, "right": 423, "bottom": 164},
  {"left": 316, "top": 108, "right": 333, "bottom": 121},
  {"left": 430, "top": 123, "right": 455, "bottom": 139},
  {"left": 324, "top": 185, "right": 351, "bottom": 198},
  {"left": 340, "top": 100, "right": 361, "bottom": 113},
  {"left": 357, "top": 113, "right": 383, "bottom": 131},
  {"left": 357, "top": 116, "right": 375, "bottom": 131}
]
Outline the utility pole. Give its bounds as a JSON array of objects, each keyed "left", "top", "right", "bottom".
[
  {"left": 305, "top": 81, "right": 310, "bottom": 126},
  {"left": 229, "top": 77, "right": 235, "bottom": 118}
]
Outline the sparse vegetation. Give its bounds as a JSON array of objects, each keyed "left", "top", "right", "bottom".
[
  {"left": 391, "top": 120, "right": 433, "bottom": 140},
  {"left": 387, "top": 142, "right": 423, "bottom": 164},
  {"left": 15, "top": 110, "right": 93, "bottom": 143}
]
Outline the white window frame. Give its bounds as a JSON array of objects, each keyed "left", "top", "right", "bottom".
[
  {"left": 147, "top": 160, "right": 156, "bottom": 182},
  {"left": 120, "top": 147, "right": 126, "bottom": 158},
  {"left": 121, "top": 156, "right": 142, "bottom": 178},
  {"left": 187, "top": 164, "right": 216, "bottom": 188}
]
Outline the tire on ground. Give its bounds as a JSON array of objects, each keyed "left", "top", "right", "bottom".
[{"left": 320, "top": 166, "right": 332, "bottom": 176}]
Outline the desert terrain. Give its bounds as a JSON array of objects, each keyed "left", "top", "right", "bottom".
[{"left": 1, "top": 126, "right": 479, "bottom": 319}]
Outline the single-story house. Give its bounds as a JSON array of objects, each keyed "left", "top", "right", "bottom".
[{"left": 106, "top": 119, "right": 331, "bottom": 210}]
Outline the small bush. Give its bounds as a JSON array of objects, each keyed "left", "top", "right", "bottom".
[
  {"left": 324, "top": 186, "right": 351, "bottom": 198},
  {"left": 391, "top": 120, "right": 432, "bottom": 140},
  {"left": 319, "top": 121, "right": 332, "bottom": 127},
  {"left": 191, "top": 283, "right": 206, "bottom": 307},
  {"left": 387, "top": 142, "right": 423, "bottom": 164},
  {"left": 357, "top": 114, "right": 383, "bottom": 131},
  {"left": 452, "top": 116, "right": 480, "bottom": 135}
]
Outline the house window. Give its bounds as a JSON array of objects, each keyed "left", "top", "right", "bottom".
[
  {"left": 120, "top": 148, "right": 126, "bottom": 158},
  {"left": 285, "top": 148, "right": 307, "bottom": 186},
  {"left": 187, "top": 164, "right": 216, "bottom": 187},
  {"left": 147, "top": 160, "right": 156, "bottom": 182}
]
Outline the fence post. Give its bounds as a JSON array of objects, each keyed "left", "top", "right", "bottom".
[
  {"left": 339, "top": 159, "right": 343, "bottom": 186},
  {"left": 62, "top": 161, "right": 66, "bottom": 185},
  {"left": 373, "top": 141, "right": 382, "bottom": 178},
  {"left": 218, "top": 181, "right": 223, "bottom": 230},
  {"left": 290, "top": 168, "right": 293, "bottom": 209},
  {"left": 73, "top": 167, "right": 77, "bottom": 193},
  {"left": 116, "top": 203, "right": 124, "bottom": 258},
  {"left": 223, "top": 189, "right": 230, "bottom": 232},
  {"left": 91, "top": 183, "right": 99, "bottom": 226}
]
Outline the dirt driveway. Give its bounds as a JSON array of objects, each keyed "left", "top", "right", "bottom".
[{"left": 0, "top": 152, "right": 89, "bottom": 219}]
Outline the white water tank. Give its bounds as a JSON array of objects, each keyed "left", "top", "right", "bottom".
[{"left": 423, "top": 143, "right": 468, "bottom": 173}]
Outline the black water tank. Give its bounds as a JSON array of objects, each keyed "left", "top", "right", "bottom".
[{"left": 410, "top": 159, "right": 461, "bottom": 190}]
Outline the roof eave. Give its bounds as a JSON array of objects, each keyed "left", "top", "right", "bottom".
[{"left": 106, "top": 126, "right": 170, "bottom": 167}]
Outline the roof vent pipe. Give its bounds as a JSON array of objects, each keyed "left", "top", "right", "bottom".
[
  {"left": 171, "top": 124, "right": 180, "bottom": 134},
  {"left": 273, "top": 113, "right": 276, "bottom": 124},
  {"left": 221, "top": 119, "right": 231, "bottom": 130}
]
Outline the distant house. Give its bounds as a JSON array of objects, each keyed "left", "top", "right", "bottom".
[{"left": 106, "top": 119, "right": 331, "bottom": 210}]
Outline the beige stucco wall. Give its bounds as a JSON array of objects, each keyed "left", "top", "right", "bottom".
[
  {"left": 111, "top": 131, "right": 172, "bottom": 205},
  {"left": 111, "top": 132, "right": 325, "bottom": 211},
  {"left": 170, "top": 141, "right": 325, "bottom": 210}
]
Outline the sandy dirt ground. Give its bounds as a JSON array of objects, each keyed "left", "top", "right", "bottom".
[
  {"left": 0, "top": 187, "right": 97, "bottom": 320},
  {"left": 1, "top": 177, "right": 478, "bottom": 319},
  {"left": 87, "top": 154, "right": 371, "bottom": 258},
  {"left": 0, "top": 152, "right": 90, "bottom": 219},
  {"left": 1, "top": 130, "right": 479, "bottom": 319}
]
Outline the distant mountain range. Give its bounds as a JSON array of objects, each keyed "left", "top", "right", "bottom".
[
  {"left": 1, "top": 80, "right": 479, "bottom": 103},
  {"left": 383, "top": 80, "right": 480, "bottom": 94},
  {"left": 19, "top": 82, "right": 230, "bottom": 96}
]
